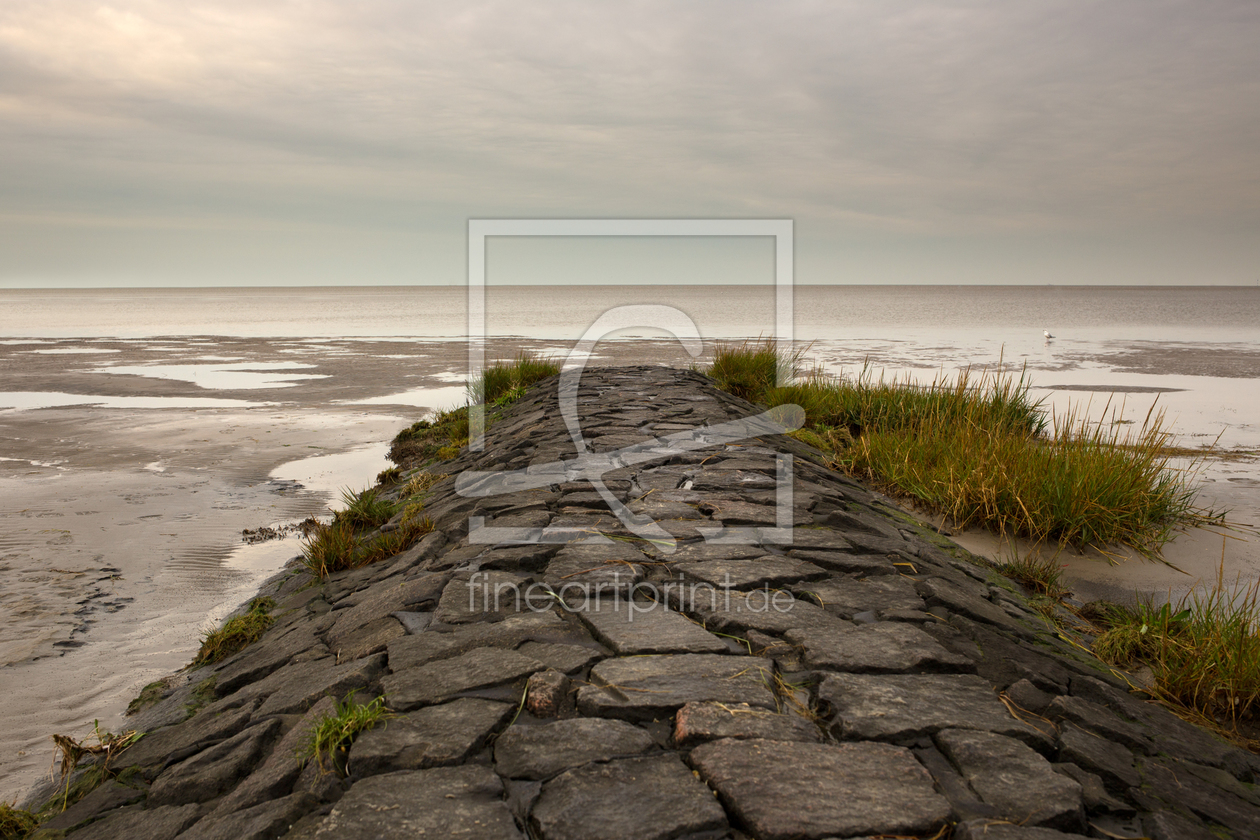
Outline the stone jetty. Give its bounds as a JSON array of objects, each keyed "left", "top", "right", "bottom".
[{"left": 27, "top": 367, "right": 1260, "bottom": 839}]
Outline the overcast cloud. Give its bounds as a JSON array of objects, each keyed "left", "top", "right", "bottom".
[{"left": 1, "top": 1, "right": 1257, "bottom": 286}]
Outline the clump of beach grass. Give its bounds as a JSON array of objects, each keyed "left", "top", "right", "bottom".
[
  {"left": 193, "top": 597, "right": 275, "bottom": 666},
  {"left": 300, "top": 692, "right": 393, "bottom": 776},
  {"left": 300, "top": 509, "right": 434, "bottom": 580},
  {"left": 705, "top": 343, "right": 1216, "bottom": 560},
  {"left": 1092, "top": 573, "right": 1260, "bottom": 737},
  {"left": 332, "top": 486, "right": 397, "bottom": 530},
  {"left": 1, "top": 802, "right": 37, "bottom": 839},
  {"left": 469, "top": 351, "right": 561, "bottom": 405}
]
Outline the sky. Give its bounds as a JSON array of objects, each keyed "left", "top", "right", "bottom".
[{"left": 0, "top": 1, "right": 1257, "bottom": 288}]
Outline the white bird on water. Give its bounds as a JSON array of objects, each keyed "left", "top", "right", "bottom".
[{"left": 1043, "top": 330, "right": 1054, "bottom": 340}]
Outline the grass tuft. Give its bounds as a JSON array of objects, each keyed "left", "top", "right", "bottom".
[
  {"left": 705, "top": 339, "right": 801, "bottom": 402},
  {"left": 300, "top": 692, "right": 393, "bottom": 776},
  {"left": 193, "top": 597, "right": 275, "bottom": 666},
  {"left": 996, "top": 554, "right": 1067, "bottom": 599},
  {"left": 469, "top": 352, "right": 561, "bottom": 405},
  {"left": 0, "top": 803, "right": 37, "bottom": 840},
  {"left": 300, "top": 514, "right": 434, "bottom": 580},
  {"left": 333, "top": 487, "right": 397, "bottom": 529},
  {"left": 1091, "top": 574, "right": 1260, "bottom": 734},
  {"left": 375, "top": 466, "right": 402, "bottom": 485}
]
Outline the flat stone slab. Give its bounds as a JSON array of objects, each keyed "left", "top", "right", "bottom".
[
  {"left": 677, "top": 587, "right": 847, "bottom": 635},
  {"left": 791, "top": 574, "right": 925, "bottom": 618},
  {"left": 785, "top": 621, "right": 976, "bottom": 674},
  {"left": 65, "top": 803, "right": 204, "bottom": 840},
  {"left": 382, "top": 647, "right": 546, "bottom": 710},
  {"left": 689, "top": 738, "right": 951, "bottom": 840},
  {"left": 254, "top": 653, "right": 386, "bottom": 717},
  {"left": 674, "top": 556, "right": 827, "bottom": 590},
  {"left": 818, "top": 672, "right": 1050, "bottom": 748},
  {"left": 936, "top": 728, "right": 1084, "bottom": 830},
  {"left": 530, "top": 754, "right": 728, "bottom": 840},
  {"left": 576, "top": 603, "right": 728, "bottom": 655},
  {"left": 179, "top": 792, "right": 320, "bottom": 840},
  {"left": 349, "top": 698, "right": 514, "bottom": 775},
  {"left": 516, "top": 641, "right": 606, "bottom": 674},
  {"left": 673, "top": 701, "right": 821, "bottom": 748},
  {"left": 577, "top": 654, "right": 777, "bottom": 721},
  {"left": 303, "top": 765, "right": 522, "bottom": 839},
  {"left": 435, "top": 570, "right": 532, "bottom": 624},
  {"left": 787, "top": 548, "right": 897, "bottom": 576},
  {"left": 542, "top": 540, "right": 648, "bottom": 600},
  {"left": 148, "top": 719, "right": 281, "bottom": 806},
  {"left": 494, "top": 718, "right": 657, "bottom": 780},
  {"left": 327, "top": 571, "right": 450, "bottom": 639},
  {"left": 387, "top": 611, "right": 575, "bottom": 670}
]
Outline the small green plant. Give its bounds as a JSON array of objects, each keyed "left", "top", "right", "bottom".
[
  {"left": 357, "top": 518, "right": 435, "bottom": 566},
  {"left": 300, "top": 692, "right": 393, "bottom": 776},
  {"left": 469, "top": 352, "right": 561, "bottom": 405},
  {"left": 996, "top": 554, "right": 1067, "bottom": 599},
  {"left": 704, "top": 339, "right": 802, "bottom": 402},
  {"left": 387, "top": 406, "right": 471, "bottom": 469},
  {"left": 300, "top": 521, "right": 358, "bottom": 579},
  {"left": 0, "top": 802, "right": 37, "bottom": 840},
  {"left": 193, "top": 598, "right": 275, "bottom": 666},
  {"left": 125, "top": 679, "right": 170, "bottom": 716},
  {"left": 333, "top": 487, "right": 397, "bottom": 529},
  {"left": 376, "top": 466, "right": 402, "bottom": 485},
  {"left": 402, "top": 470, "right": 447, "bottom": 498},
  {"left": 1092, "top": 573, "right": 1260, "bottom": 734}
]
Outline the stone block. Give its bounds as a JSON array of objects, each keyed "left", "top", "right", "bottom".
[
  {"left": 673, "top": 701, "right": 821, "bottom": 748},
  {"left": 577, "top": 654, "right": 777, "bottom": 722},
  {"left": 575, "top": 602, "right": 728, "bottom": 655},
  {"left": 348, "top": 698, "right": 514, "bottom": 776},
  {"left": 786, "top": 621, "right": 976, "bottom": 674},
  {"left": 494, "top": 718, "right": 657, "bottom": 780},
  {"left": 148, "top": 718, "right": 282, "bottom": 806},
  {"left": 382, "top": 647, "right": 545, "bottom": 710}
]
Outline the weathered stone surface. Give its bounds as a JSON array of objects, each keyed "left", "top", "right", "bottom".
[
  {"left": 382, "top": 647, "right": 545, "bottom": 710},
  {"left": 578, "top": 654, "right": 777, "bottom": 721},
  {"left": 148, "top": 718, "right": 281, "bottom": 806},
  {"left": 1140, "top": 756, "right": 1260, "bottom": 836},
  {"left": 936, "top": 728, "right": 1084, "bottom": 831},
  {"left": 791, "top": 574, "right": 925, "bottom": 617},
  {"left": 116, "top": 704, "right": 255, "bottom": 770},
  {"left": 516, "top": 641, "right": 605, "bottom": 674},
  {"left": 818, "top": 673, "right": 1050, "bottom": 749},
  {"left": 495, "top": 718, "right": 657, "bottom": 780},
  {"left": 525, "top": 669, "right": 571, "bottom": 718},
  {"left": 1142, "top": 808, "right": 1222, "bottom": 840},
  {"left": 301, "top": 766, "right": 522, "bottom": 839},
  {"left": 542, "top": 540, "right": 648, "bottom": 600},
  {"left": 1045, "top": 694, "right": 1154, "bottom": 754},
  {"left": 786, "top": 621, "right": 976, "bottom": 674},
  {"left": 386, "top": 611, "right": 572, "bottom": 670},
  {"left": 348, "top": 698, "right": 514, "bottom": 775},
  {"left": 531, "top": 754, "right": 727, "bottom": 840},
  {"left": 952, "top": 820, "right": 1093, "bottom": 840},
  {"left": 1056, "top": 723, "right": 1140, "bottom": 793},
  {"left": 673, "top": 701, "right": 821, "bottom": 748},
  {"left": 786, "top": 548, "right": 897, "bottom": 575},
  {"left": 576, "top": 602, "right": 728, "bottom": 655},
  {"left": 211, "top": 696, "right": 336, "bottom": 815},
  {"left": 674, "top": 556, "right": 827, "bottom": 590},
  {"left": 327, "top": 615, "right": 404, "bottom": 661},
  {"left": 212, "top": 625, "right": 327, "bottom": 698},
  {"left": 679, "top": 587, "right": 845, "bottom": 635},
  {"left": 690, "top": 738, "right": 951, "bottom": 840},
  {"left": 917, "top": 577, "right": 1039, "bottom": 638},
  {"left": 1053, "top": 762, "right": 1135, "bottom": 817},
  {"left": 178, "top": 792, "right": 320, "bottom": 840},
  {"left": 434, "top": 570, "right": 533, "bottom": 623},
  {"left": 326, "top": 571, "right": 449, "bottom": 639},
  {"left": 38, "top": 781, "right": 145, "bottom": 832},
  {"left": 62, "top": 803, "right": 203, "bottom": 840},
  {"left": 253, "top": 653, "right": 386, "bottom": 717}
]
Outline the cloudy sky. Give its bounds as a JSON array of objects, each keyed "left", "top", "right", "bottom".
[{"left": 1, "top": 0, "right": 1257, "bottom": 287}]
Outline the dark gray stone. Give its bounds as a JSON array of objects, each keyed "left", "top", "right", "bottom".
[
  {"left": 673, "top": 701, "right": 821, "bottom": 748},
  {"left": 952, "top": 820, "right": 1094, "bottom": 840},
  {"left": 530, "top": 754, "right": 727, "bottom": 840},
  {"left": 577, "top": 654, "right": 777, "bottom": 721},
  {"left": 347, "top": 698, "right": 513, "bottom": 775},
  {"left": 61, "top": 803, "right": 203, "bottom": 840},
  {"left": 1056, "top": 723, "right": 1140, "bottom": 793},
  {"left": 1052, "top": 763, "right": 1135, "bottom": 817},
  {"left": 542, "top": 541, "right": 649, "bottom": 601},
  {"left": 676, "top": 586, "right": 846, "bottom": 635},
  {"left": 1143, "top": 809, "right": 1222, "bottom": 840},
  {"left": 327, "top": 615, "right": 404, "bottom": 662},
  {"left": 382, "top": 647, "right": 545, "bottom": 710},
  {"left": 675, "top": 556, "right": 827, "bottom": 590},
  {"left": 651, "top": 543, "right": 768, "bottom": 563},
  {"left": 786, "top": 548, "right": 897, "bottom": 575},
  {"left": 690, "top": 738, "right": 951, "bottom": 840},
  {"left": 525, "top": 669, "right": 572, "bottom": 718},
  {"left": 495, "top": 718, "right": 657, "bottom": 780},
  {"left": 116, "top": 704, "right": 255, "bottom": 770},
  {"left": 325, "top": 571, "right": 450, "bottom": 639},
  {"left": 253, "top": 653, "right": 386, "bottom": 717},
  {"left": 302, "top": 766, "right": 522, "bottom": 838},
  {"left": 516, "top": 641, "right": 606, "bottom": 674},
  {"left": 817, "top": 673, "right": 1051, "bottom": 749},
  {"left": 1140, "top": 756, "right": 1260, "bottom": 836},
  {"left": 935, "top": 728, "right": 1084, "bottom": 831},
  {"left": 786, "top": 621, "right": 976, "bottom": 674},
  {"left": 790, "top": 574, "right": 925, "bottom": 618},
  {"left": 148, "top": 718, "right": 281, "bottom": 806},
  {"left": 1045, "top": 694, "right": 1154, "bottom": 754},
  {"left": 210, "top": 696, "right": 336, "bottom": 816},
  {"left": 434, "top": 570, "right": 533, "bottom": 623},
  {"left": 178, "top": 792, "right": 320, "bottom": 840},
  {"left": 917, "top": 578, "right": 1039, "bottom": 638},
  {"left": 1005, "top": 677, "right": 1055, "bottom": 714},
  {"left": 38, "top": 781, "right": 145, "bottom": 832},
  {"left": 386, "top": 611, "right": 572, "bottom": 670},
  {"left": 211, "top": 625, "right": 327, "bottom": 698},
  {"left": 576, "top": 602, "right": 728, "bottom": 654}
]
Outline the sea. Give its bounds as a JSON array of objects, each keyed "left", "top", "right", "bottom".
[{"left": 1, "top": 284, "right": 1258, "bottom": 802}]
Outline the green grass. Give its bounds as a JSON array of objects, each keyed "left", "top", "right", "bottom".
[
  {"left": 1092, "top": 575, "right": 1260, "bottom": 736},
  {"left": 300, "top": 514, "right": 434, "bottom": 579},
  {"left": 995, "top": 554, "right": 1067, "bottom": 599},
  {"left": 333, "top": 486, "right": 397, "bottom": 529},
  {"left": 703, "top": 342, "right": 1215, "bottom": 559},
  {"left": 300, "top": 692, "right": 393, "bottom": 776},
  {"left": 469, "top": 351, "right": 561, "bottom": 405},
  {"left": 193, "top": 597, "right": 275, "bottom": 666}
]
